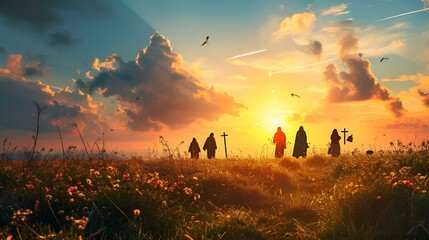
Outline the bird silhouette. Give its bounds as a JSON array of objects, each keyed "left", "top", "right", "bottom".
[
  {"left": 291, "top": 93, "right": 301, "bottom": 98},
  {"left": 136, "top": 97, "right": 142, "bottom": 100},
  {"left": 380, "top": 57, "right": 389, "bottom": 62},
  {"left": 201, "top": 36, "right": 209, "bottom": 46}
]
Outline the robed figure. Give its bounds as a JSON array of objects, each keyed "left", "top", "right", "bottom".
[
  {"left": 328, "top": 129, "right": 341, "bottom": 157},
  {"left": 273, "top": 127, "right": 286, "bottom": 158},
  {"left": 203, "top": 133, "right": 217, "bottom": 159},
  {"left": 292, "top": 126, "right": 309, "bottom": 158},
  {"left": 188, "top": 138, "right": 201, "bottom": 159}
]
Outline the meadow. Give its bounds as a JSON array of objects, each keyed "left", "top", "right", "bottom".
[{"left": 1, "top": 140, "right": 429, "bottom": 239}]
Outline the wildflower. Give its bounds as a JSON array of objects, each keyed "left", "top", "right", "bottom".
[
  {"left": 78, "top": 225, "right": 84, "bottom": 230},
  {"left": 58, "top": 210, "right": 65, "bottom": 215},
  {"left": 162, "top": 200, "right": 167, "bottom": 207},
  {"left": 86, "top": 179, "right": 93, "bottom": 186},
  {"left": 78, "top": 192, "right": 85, "bottom": 198},
  {"left": 70, "top": 198, "right": 75, "bottom": 202},
  {"left": 112, "top": 183, "right": 120, "bottom": 188},
  {"left": 56, "top": 172, "right": 63, "bottom": 180},
  {"left": 402, "top": 179, "right": 414, "bottom": 187},
  {"left": 133, "top": 209, "right": 141, "bottom": 216},
  {"left": 376, "top": 195, "right": 382, "bottom": 200},
  {"left": 183, "top": 187, "right": 193, "bottom": 195},
  {"left": 45, "top": 195, "right": 52, "bottom": 201},
  {"left": 134, "top": 188, "right": 143, "bottom": 196},
  {"left": 68, "top": 186, "right": 78, "bottom": 192},
  {"left": 107, "top": 166, "right": 114, "bottom": 171},
  {"left": 25, "top": 183, "right": 35, "bottom": 190},
  {"left": 194, "top": 194, "right": 201, "bottom": 201},
  {"left": 45, "top": 187, "right": 50, "bottom": 192},
  {"left": 419, "top": 176, "right": 426, "bottom": 180},
  {"left": 192, "top": 176, "right": 199, "bottom": 181},
  {"left": 123, "top": 172, "right": 131, "bottom": 181}
]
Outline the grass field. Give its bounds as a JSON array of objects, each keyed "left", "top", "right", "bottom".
[{"left": 1, "top": 145, "right": 429, "bottom": 239}]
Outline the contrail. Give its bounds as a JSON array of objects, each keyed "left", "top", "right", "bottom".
[
  {"left": 268, "top": 57, "right": 338, "bottom": 76},
  {"left": 375, "top": 8, "right": 429, "bottom": 22},
  {"left": 228, "top": 49, "right": 267, "bottom": 60}
]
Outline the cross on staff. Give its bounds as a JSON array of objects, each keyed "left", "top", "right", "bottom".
[
  {"left": 221, "top": 132, "right": 228, "bottom": 158},
  {"left": 341, "top": 128, "right": 348, "bottom": 145}
]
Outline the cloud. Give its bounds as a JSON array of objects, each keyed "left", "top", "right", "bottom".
[
  {"left": 0, "top": 0, "right": 111, "bottom": 31},
  {"left": 48, "top": 30, "right": 80, "bottom": 47},
  {"left": 287, "top": 113, "right": 304, "bottom": 122},
  {"left": 0, "top": 55, "right": 104, "bottom": 133},
  {"left": 306, "top": 40, "right": 323, "bottom": 58},
  {"left": 273, "top": 12, "right": 316, "bottom": 39},
  {"left": 418, "top": 89, "right": 429, "bottom": 107},
  {"left": 322, "top": 32, "right": 405, "bottom": 117},
  {"left": 321, "top": 19, "right": 353, "bottom": 33},
  {"left": 322, "top": 3, "right": 349, "bottom": 16},
  {"left": 76, "top": 32, "right": 245, "bottom": 131},
  {"left": 384, "top": 118, "right": 429, "bottom": 130},
  {"left": 0, "top": 54, "right": 49, "bottom": 80}
]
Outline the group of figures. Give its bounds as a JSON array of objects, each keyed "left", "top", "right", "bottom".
[
  {"left": 273, "top": 127, "right": 342, "bottom": 158},
  {"left": 188, "top": 133, "right": 217, "bottom": 159},
  {"left": 189, "top": 127, "right": 343, "bottom": 160}
]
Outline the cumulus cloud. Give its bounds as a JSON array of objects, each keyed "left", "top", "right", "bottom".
[
  {"left": 322, "top": 32, "right": 405, "bottom": 117},
  {"left": 384, "top": 118, "right": 429, "bottom": 130},
  {"left": 76, "top": 32, "right": 245, "bottom": 131},
  {"left": 0, "top": 55, "right": 104, "bottom": 133},
  {"left": 0, "top": 54, "right": 49, "bottom": 80},
  {"left": 306, "top": 40, "right": 323, "bottom": 59},
  {"left": 418, "top": 89, "right": 429, "bottom": 107},
  {"left": 322, "top": 3, "right": 349, "bottom": 16},
  {"left": 49, "top": 30, "right": 80, "bottom": 47},
  {"left": 273, "top": 12, "right": 316, "bottom": 39},
  {"left": 321, "top": 19, "right": 353, "bottom": 33},
  {"left": 0, "top": 0, "right": 111, "bottom": 31}
]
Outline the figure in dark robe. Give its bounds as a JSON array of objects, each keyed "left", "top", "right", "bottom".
[
  {"left": 188, "top": 138, "right": 201, "bottom": 159},
  {"left": 203, "top": 133, "right": 217, "bottom": 159},
  {"left": 292, "top": 126, "right": 309, "bottom": 158},
  {"left": 273, "top": 127, "right": 286, "bottom": 158},
  {"left": 329, "top": 129, "right": 341, "bottom": 157}
]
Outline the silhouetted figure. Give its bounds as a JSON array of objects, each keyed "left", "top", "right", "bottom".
[
  {"left": 273, "top": 127, "right": 286, "bottom": 158},
  {"left": 292, "top": 126, "right": 309, "bottom": 158},
  {"left": 328, "top": 129, "right": 341, "bottom": 157},
  {"left": 188, "top": 138, "right": 201, "bottom": 159},
  {"left": 203, "top": 133, "right": 217, "bottom": 159}
]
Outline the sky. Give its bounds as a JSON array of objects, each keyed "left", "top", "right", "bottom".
[{"left": 1, "top": 0, "right": 429, "bottom": 158}]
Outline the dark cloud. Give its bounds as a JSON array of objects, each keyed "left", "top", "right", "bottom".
[
  {"left": 77, "top": 32, "right": 245, "bottom": 131},
  {"left": 0, "top": 0, "right": 111, "bottom": 31},
  {"left": 48, "top": 30, "right": 80, "bottom": 47},
  {"left": 418, "top": 89, "right": 429, "bottom": 108},
  {"left": 0, "top": 55, "right": 103, "bottom": 133},
  {"left": 322, "top": 32, "right": 405, "bottom": 117},
  {"left": 306, "top": 40, "right": 323, "bottom": 59}
]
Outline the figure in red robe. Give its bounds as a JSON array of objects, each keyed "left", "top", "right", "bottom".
[{"left": 273, "top": 127, "right": 286, "bottom": 158}]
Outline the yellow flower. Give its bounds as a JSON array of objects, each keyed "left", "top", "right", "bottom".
[
  {"left": 162, "top": 200, "right": 167, "bottom": 207},
  {"left": 107, "top": 166, "right": 114, "bottom": 171},
  {"left": 86, "top": 179, "right": 93, "bottom": 186},
  {"left": 113, "top": 183, "right": 120, "bottom": 188},
  {"left": 419, "top": 176, "right": 426, "bottom": 180},
  {"left": 45, "top": 195, "right": 52, "bottom": 201},
  {"left": 133, "top": 209, "right": 141, "bottom": 216}
]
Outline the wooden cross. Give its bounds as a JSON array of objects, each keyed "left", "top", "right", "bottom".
[
  {"left": 221, "top": 132, "right": 228, "bottom": 158},
  {"left": 341, "top": 128, "right": 348, "bottom": 145}
]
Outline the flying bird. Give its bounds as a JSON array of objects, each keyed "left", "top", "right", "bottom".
[
  {"left": 380, "top": 57, "right": 389, "bottom": 62},
  {"left": 136, "top": 96, "right": 142, "bottom": 100},
  {"left": 291, "top": 93, "right": 301, "bottom": 98},
  {"left": 201, "top": 36, "right": 209, "bottom": 46}
]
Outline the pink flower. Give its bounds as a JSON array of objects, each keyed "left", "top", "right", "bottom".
[
  {"left": 55, "top": 172, "right": 63, "bottom": 180},
  {"left": 68, "top": 186, "right": 78, "bottom": 192},
  {"left": 25, "top": 183, "right": 35, "bottom": 190},
  {"left": 45, "top": 187, "right": 50, "bottom": 192},
  {"left": 402, "top": 180, "right": 414, "bottom": 187},
  {"left": 123, "top": 172, "right": 131, "bottom": 181},
  {"left": 376, "top": 195, "right": 382, "bottom": 200}
]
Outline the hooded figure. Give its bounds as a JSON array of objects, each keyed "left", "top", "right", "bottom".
[
  {"left": 292, "top": 126, "right": 309, "bottom": 158},
  {"left": 329, "top": 129, "right": 341, "bottom": 157},
  {"left": 203, "top": 133, "right": 217, "bottom": 159},
  {"left": 273, "top": 127, "right": 286, "bottom": 158},
  {"left": 188, "top": 138, "right": 201, "bottom": 159}
]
